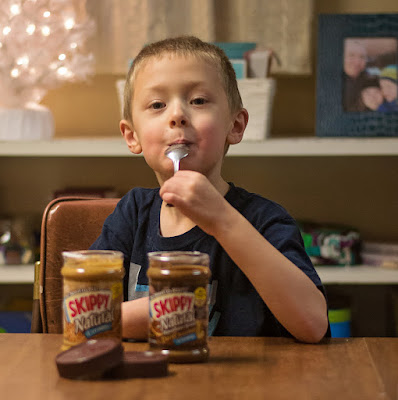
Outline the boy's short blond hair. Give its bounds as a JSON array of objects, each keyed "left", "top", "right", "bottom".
[{"left": 123, "top": 36, "right": 243, "bottom": 124}]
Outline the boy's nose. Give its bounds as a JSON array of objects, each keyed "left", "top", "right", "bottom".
[
  {"left": 169, "top": 103, "right": 188, "bottom": 128},
  {"left": 170, "top": 118, "right": 186, "bottom": 127}
]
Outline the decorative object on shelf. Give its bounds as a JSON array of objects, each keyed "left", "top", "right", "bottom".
[
  {"left": 0, "top": 312, "right": 32, "bottom": 333},
  {"left": 216, "top": 42, "right": 277, "bottom": 142},
  {"left": 116, "top": 79, "right": 125, "bottom": 117},
  {"left": 299, "top": 221, "right": 361, "bottom": 266},
  {"left": 0, "top": 0, "right": 95, "bottom": 140},
  {"left": 0, "top": 216, "right": 38, "bottom": 265},
  {"left": 328, "top": 295, "right": 352, "bottom": 338},
  {"left": 316, "top": 14, "right": 398, "bottom": 137},
  {"left": 361, "top": 242, "right": 398, "bottom": 269},
  {"left": 238, "top": 79, "right": 276, "bottom": 141},
  {"left": 0, "top": 103, "right": 54, "bottom": 140},
  {"left": 212, "top": 42, "right": 256, "bottom": 79}
]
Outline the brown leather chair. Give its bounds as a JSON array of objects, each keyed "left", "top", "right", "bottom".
[{"left": 31, "top": 196, "right": 119, "bottom": 333}]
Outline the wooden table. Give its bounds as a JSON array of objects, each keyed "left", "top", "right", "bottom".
[{"left": 0, "top": 334, "right": 397, "bottom": 400}]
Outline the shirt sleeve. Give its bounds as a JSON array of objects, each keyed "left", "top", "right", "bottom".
[{"left": 262, "top": 215, "right": 323, "bottom": 287}]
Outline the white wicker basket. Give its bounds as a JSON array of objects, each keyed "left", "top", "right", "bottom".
[
  {"left": 116, "top": 79, "right": 125, "bottom": 118},
  {"left": 238, "top": 78, "right": 276, "bottom": 142}
]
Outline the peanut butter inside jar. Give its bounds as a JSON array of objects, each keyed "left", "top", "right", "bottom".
[
  {"left": 61, "top": 250, "right": 124, "bottom": 351},
  {"left": 147, "top": 251, "right": 211, "bottom": 363}
]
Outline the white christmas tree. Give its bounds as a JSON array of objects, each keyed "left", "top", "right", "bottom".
[{"left": 0, "top": 0, "right": 95, "bottom": 108}]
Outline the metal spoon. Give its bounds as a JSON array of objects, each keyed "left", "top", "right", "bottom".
[
  {"left": 165, "top": 143, "right": 189, "bottom": 174},
  {"left": 164, "top": 144, "right": 189, "bottom": 207}
]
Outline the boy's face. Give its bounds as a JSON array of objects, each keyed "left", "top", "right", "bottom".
[
  {"left": 361, "top": 87, "right": 383, "bottom": 111},
  {"left": 123, "top": 54, "right": 244, "bottom": 185},
  {"left": 380, "top": 79, "right": 397, "bottom": 103}
]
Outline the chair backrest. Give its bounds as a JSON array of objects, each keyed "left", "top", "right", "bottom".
[{"left": 37, "top": 196, "right": 119, "bottom": 333}]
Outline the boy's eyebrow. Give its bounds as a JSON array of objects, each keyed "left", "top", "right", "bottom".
[{"left": 142, "top": 80, "right": 209, "bottom": 93}]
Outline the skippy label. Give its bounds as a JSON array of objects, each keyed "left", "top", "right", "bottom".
[
  {"left": 64, "top": 289, "right": 113, "bottom": 338},
  {"left": 150, "top": 291, "right": 196, "bottom": 336}
]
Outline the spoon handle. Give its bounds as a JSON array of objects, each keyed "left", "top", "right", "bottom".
[
  {"left": 173, "top": 160, "right": 180, "bottom": 174},
  {"left": 167, "top": 160, "right": 180, "bottom": 207}
]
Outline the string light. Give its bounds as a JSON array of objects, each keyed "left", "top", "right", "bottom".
[
  {"left": 3, "top": 26, "right": 11, "bottom": 35},
  {"left": 10, "top": 4, "right": 21, "bottom": 16},
  {"left": 26, "top": 24, "right": 36, "bottom": 35},
  {"left": 41, "top": 26, "right": 50, "bottom": 36},
  {"left": 58, "top": 53, "right": 66, "bottom": 61},
  {"left": 43, "top": 11, "right": 51, "bottom": 18},
  {"left": 64, "top": 18, "right": 75, "bottom": 30},
  {"left": 57, "top": 66, "right": 72, "bottom": 78},
  {"left": 57, "top": 66, "right": 67, "bottom": 74},
  {"left": 16, "top": 55, "right": 29, "bottom": 66},
  {"left": 11, "top": 68, "right": 20, "bottom": 78}
]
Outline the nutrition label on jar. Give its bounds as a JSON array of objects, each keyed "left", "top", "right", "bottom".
[{"left": 149, "top": 286, "right": 208, "bottom": 347}]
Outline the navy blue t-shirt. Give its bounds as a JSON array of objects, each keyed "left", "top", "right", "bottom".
[{"left": 90, "top": 184, "right": 328, "bottom": 337}]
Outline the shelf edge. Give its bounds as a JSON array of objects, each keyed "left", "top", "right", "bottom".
[{"left": 1, "top": 137, "right": 398, "bottom": 157}]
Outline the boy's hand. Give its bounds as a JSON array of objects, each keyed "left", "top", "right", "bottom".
[{"left": 159, "top": 171, "right": 234, "bottom": 237}]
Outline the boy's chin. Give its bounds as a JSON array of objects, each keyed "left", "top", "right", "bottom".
[{"left": 155, "top": 170, "right": 173, "bottom": 183}]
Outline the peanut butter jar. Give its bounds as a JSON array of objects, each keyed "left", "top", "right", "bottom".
[
  {"left": 61, "top": 250, "right": 124, "bottom": 351},
  {"left": 147, "top": 251, "right": 211, "bottom": 363}
]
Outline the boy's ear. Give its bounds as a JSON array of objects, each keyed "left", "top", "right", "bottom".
[
  {"left": 120, "top": 119, "right": 142, "bottom": 154},
  {"left": 227, "top": 108, "right": 249, "bottom": 145}
]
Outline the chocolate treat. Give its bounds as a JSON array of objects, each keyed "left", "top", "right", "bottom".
[
  {"left": 105, "top": 351, "right": 169, "bottom": 379},
  {"left": 56, "top": 339, "right": 124, "bottom": 380}
]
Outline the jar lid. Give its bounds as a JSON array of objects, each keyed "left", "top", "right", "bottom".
[
  {"left": 62, "top": 250, "right": 123, "bottom": 261},
  {"left": 148, "top": 251, "right": 209, "bottom": 265}
]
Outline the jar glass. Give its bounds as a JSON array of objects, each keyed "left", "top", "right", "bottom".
[
  {"left": 61, "top": 250, "right": 124, "bottom": 350},
  {"left": 147, "top": 251, "right": 211, "bottom": 363}
]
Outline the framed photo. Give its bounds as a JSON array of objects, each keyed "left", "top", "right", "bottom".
[{"left": 316, "top": 14, "right": 398, "bottom": 137}]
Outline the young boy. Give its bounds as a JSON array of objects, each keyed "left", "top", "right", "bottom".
[{"left": 91, "top": 36, "right": 329, "bottom": 343}]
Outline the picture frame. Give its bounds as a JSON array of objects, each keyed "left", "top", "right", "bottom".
[{"left": 316, "top": 14, "right": 398, "bottom": 137}]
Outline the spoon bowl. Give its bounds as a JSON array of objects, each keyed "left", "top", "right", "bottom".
[{"left": 165, "top": 144, "right": 190, "bottom": 174}]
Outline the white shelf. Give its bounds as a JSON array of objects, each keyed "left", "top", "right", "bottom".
[
  {"left": 228, "top": 137, "right": 398, "bottom": 157},
  {"left": 1, "top": 137, "right": 398, "bottom": 157},
  {"left": 0, "top": 264, "right": 34, "bottom": 284},
  {"left": 0, "top": 264, "right": 398, "bottom": 285},
  {"left": 315, "top": 265, "right": 398, "bottom": 285}
]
